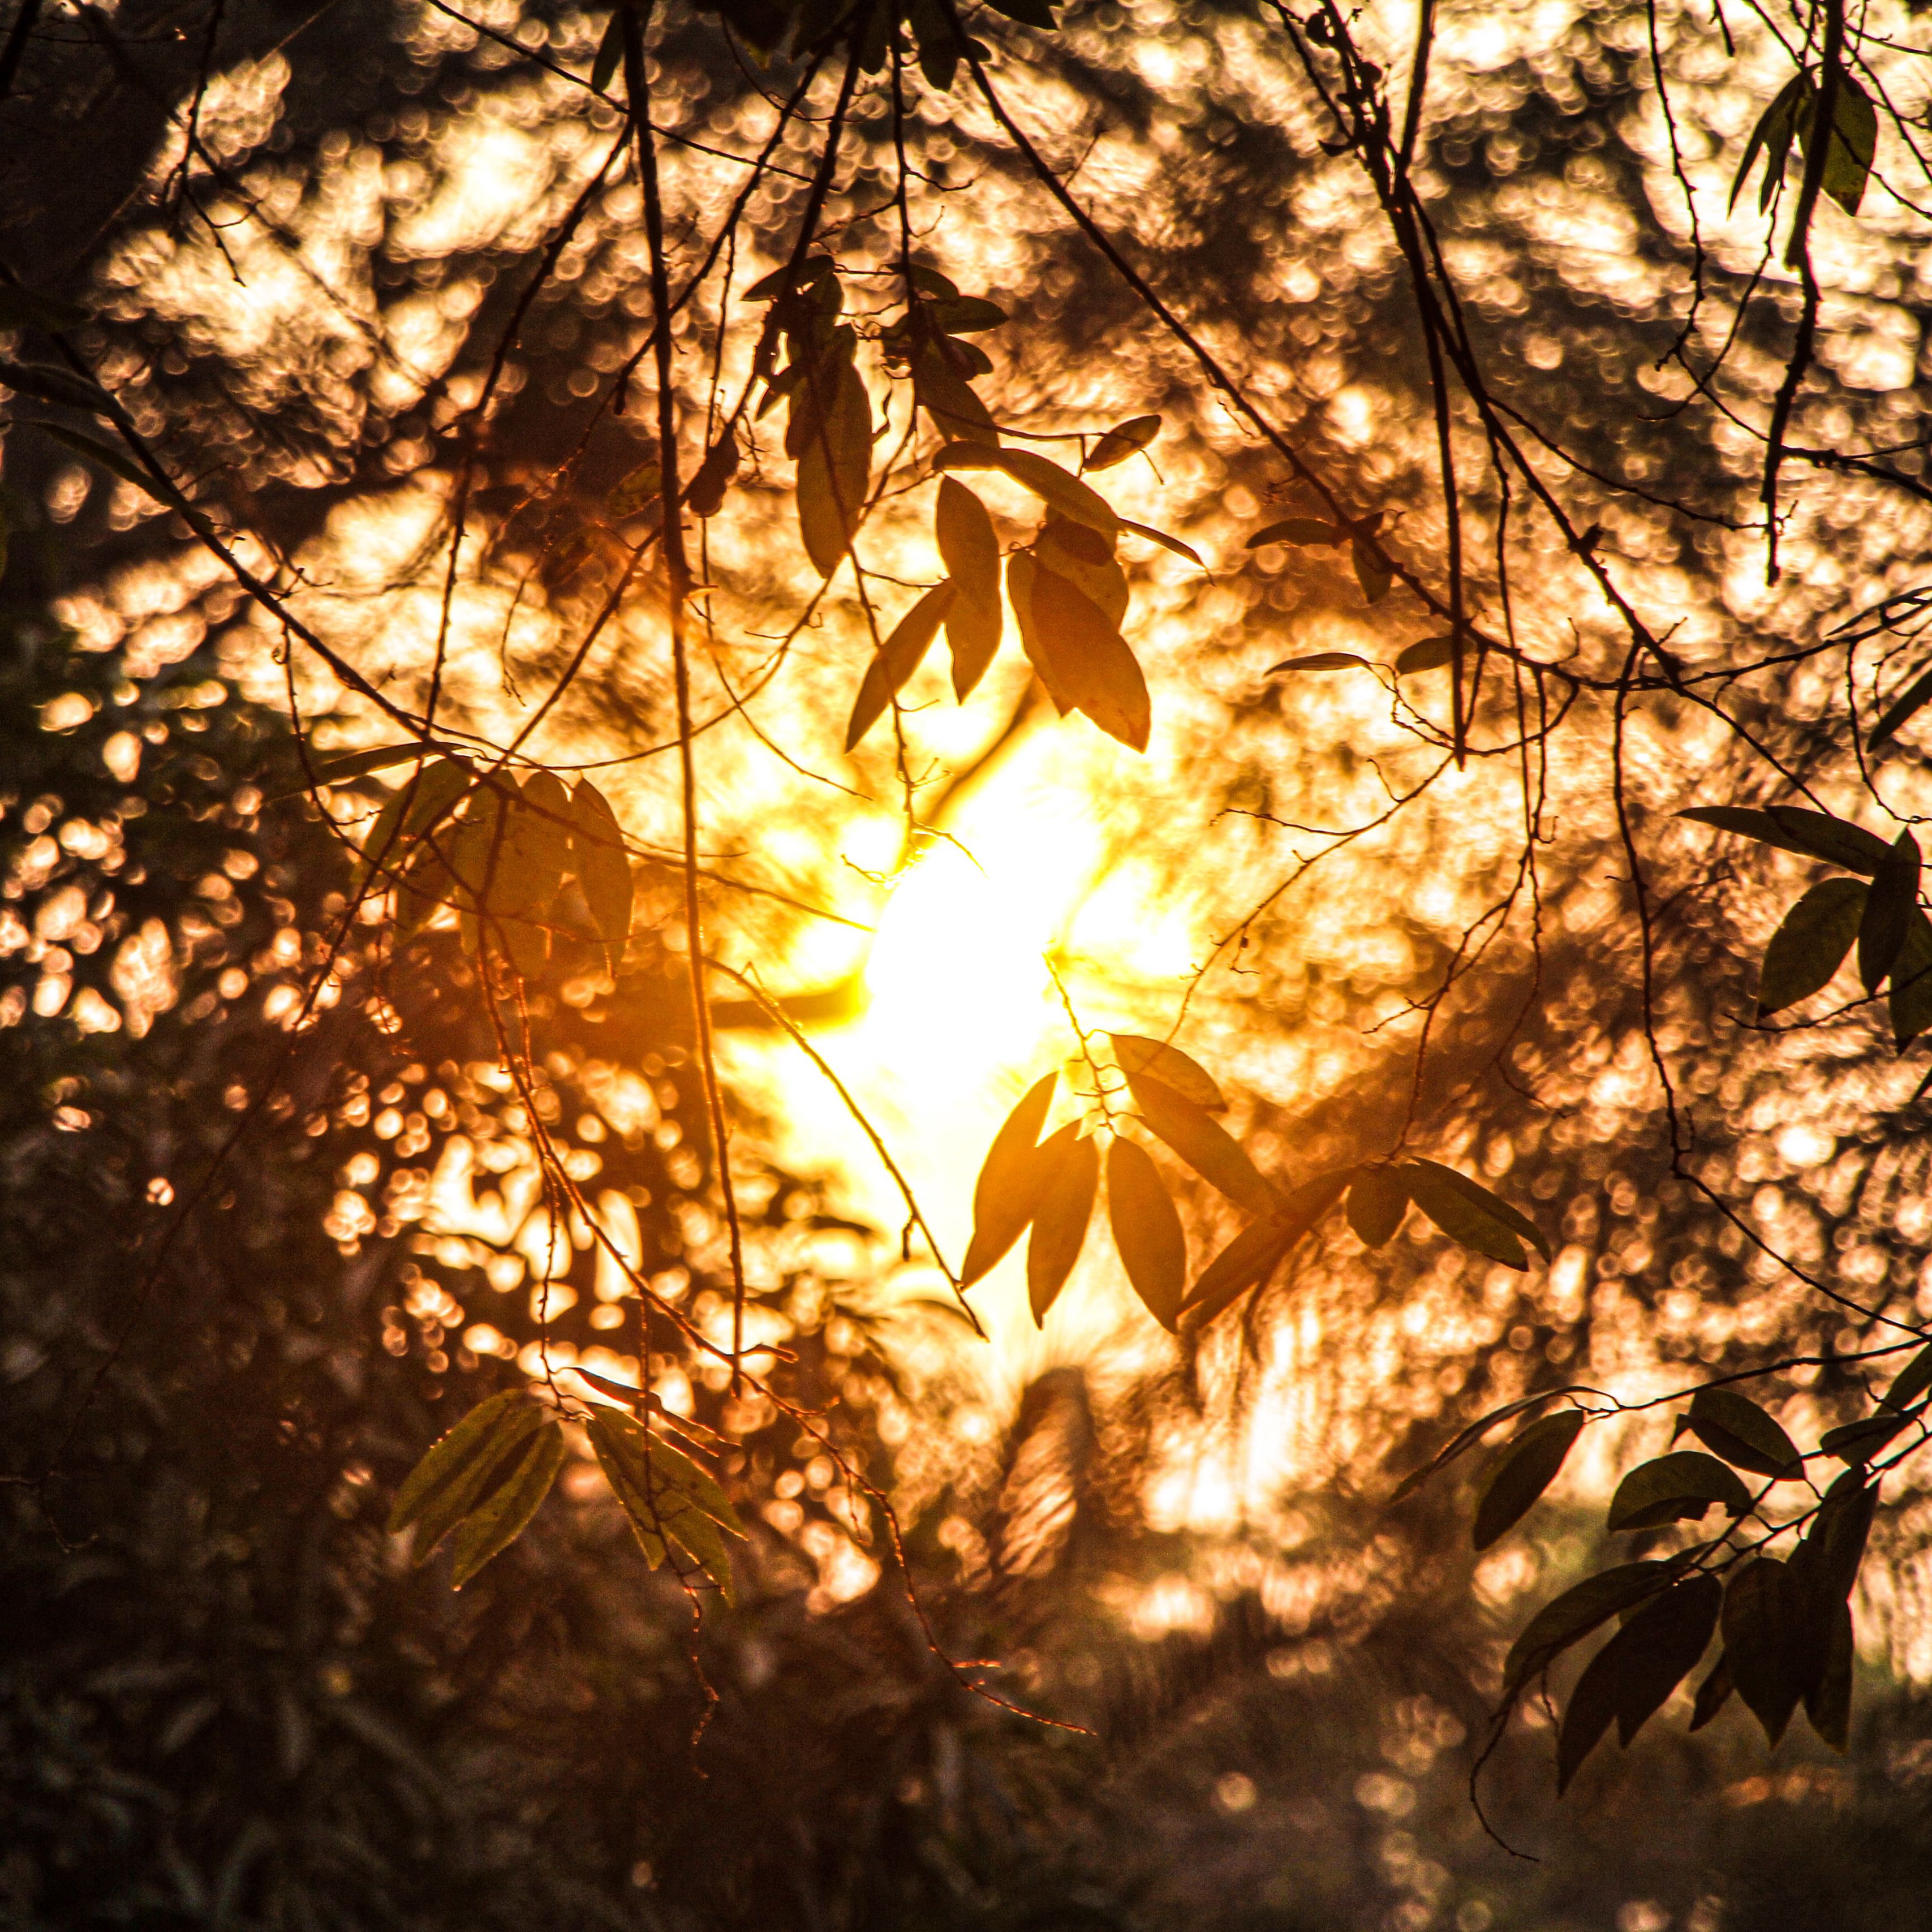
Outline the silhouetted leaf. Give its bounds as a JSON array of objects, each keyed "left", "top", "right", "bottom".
[
  {"left": 1820, "top": 1409, "right": 1915, "bottom": 1463},
  {"left": 1723, "top": 1559, "right": 1808, "bottom": 1745},
  {"left": 1686, "top": 1387, "right": 1802, "bottom": 1479},
  {"left": 961, "top": 1072, "right": 1059, "bottom": 1286},
  {"left": 495, "top": 771, "right": 571, "bottom": 978},
  {"left": 388, "top": 1389, "right": 549, "bottom": 1557},
  {"left": 935, "top": 442, "right": 1118, "bottom": 536},
  {"left": 1007, "top": 550, "right": 1073, "bottom": 713},
  {"left": 1558, "top": 1576, "right": 1722, "bottom": 1790},
  {"left": 1028, "top": 1130, "right": 1098, "bottom": 1325},
  {"left": 935, "top": 476, "right": 1002, "bottom": 698},
  {"left": 567, "top": 779, "right": 632, "bottom": 975},
  {"left": 1757, "top": 876, "right": 1865, "bottom": 1015},
  {"left": 1689, "top": 1651, "right": 1735, "bottom": 1730},
  {"left": 450, "top": 1422, "right": 565, "bottom": 1588},
  {"left": 271, "top": 739, "right": 458, "bottom": 799},
  {"left": 2, "top": 359, "right": 107, "bottom": 411},
  {"left": 1401, "top": 1162, "right": 1524, "bottom": 1269},
  {"left": 1883, "top": 1340, "right": 1932, "bottom": 1413},
  {"left": 1118, "top": 518, "right": 1203, "bottom": 567},
  {"left": 1503, "top": 1559, "right": 1677, "bottom": 1694},
  {"left": 1869, "top": 661, "right": 1932, "bottom": 748},
  {"left": 1180, "top": 1171, "right": 1348, "bottom": 1329},
  {"left": 590, "top": 6, "right": 625, "bottom": 90},
  {"left": 1270, "top": 652, "right": 1374, "bottom": 674},
  {"left": 610, "top": 450, "right": 662, "bottom": 518},
  {"left": 926, "top": 295, "right": 1006, "bottom": 334},
  {"left": 1890, "top": 909, "right": 1932, "bottom": 1048},
  {"left": 913, "top": 339, "right": 996, "bottom": 442},
  {"left": 1125, "top": 1070, "right": 1277, "bottom": 1215},
  {"left": 588, "top": 1410, "right": 743, "bottom": 1602},
  {"left": 845, "top": 581, "right": 956, "bottom": 751},
  {"left": 1472, "top": 1410, "right": 1586, "bottom": 1550},
  {"left": 39, "top": 420, "right": 191, "bottom": 515},
  {"left": 1107, "top": 1137, "right": 1186, "bottom": 1331},
  {"left": 1405, "top": 1159, "right": 1550, "bottom": 1261},
  {"left": 1346, "top": 1167, "right": 1409, "bottom": 1247},
  {"left": 1395, "top": 635, "right": 1455, "bottom": 673},
  {"left": 1084, "top": 414, "right": 1160, "bottom": 471},
  {"left": 1802, "top": 70, "right": 1877, "bottom": 217},
  {"left": 798, "top": 359, "right": 872, "bottom": 575},
  {"left": 1029, "top": 564, "right": 1150, "bottom": 752},
  {"left": 1037, "top": 515, "right": 1127, "bottom": 626},
  {"left": 1857, "top": 829, "right": 1920, "bottom": 992},
  {"left": 1246, "top": 518, "right": 1340, "bottom": 548},
  {"left": 686, "top": 427, "right": 739, "bottom": 518},
  {"left": 1678, "top": 806, "right": 1895, "bottom": 874},
  {"left": 1388, "top": 1387, "right": 1589, "bottom": 1504},
  {"left": 1107, "top": 1033, "right": 1224, "bottom": 1109},
  {"left": 1730, "top": 71, "right": 1809, "bottom": 212},
  {"left": 1607, "top": 1451, "right": 1752, "bottom": 1533},
  {"left": 1352, "top": 537, "right": 1392, "bottom": 604},
  {"left": 352, "top": 758, "right": 475, "bottom": 900},
  {"left": 1804, "top": 1599, "right": 1854, "bottom": 1750}
]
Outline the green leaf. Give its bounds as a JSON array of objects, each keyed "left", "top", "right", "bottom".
[
  {"left": 0, "top": 282, "right": 88, "bottom": 332},
  {"left": 1106, "top": 1033, "right": 1224, "bottom": 1110},
  {"left": 387, "top": 1390, "right": 549, "bottom": 1556},
  {"left": 797, "top": 359, "right": 872, "bottom": 575},
  {"left": 587, "top": 1410, "right": 744, "bottom": 1600},
  {"left": 1730, "top": 71, "right": 1810, "bottom": 212},
  {"left": 1085, "top": 415, "right": 1160, "bottom": 472},
  {"left": 1125, "top": 1070, "right": 1277, "bottom": 1215},
  {"left": 1689, "top": 1650, "right": 1735, "bottom": 1730},
  {"left": 1027, "top": 1129, "right": 1098, "bottom": 1325},
  {"left": 1180, "top": 1171, "right": 1348, "bottom": 1330},
  {"left": 1804, "top": 1599, "right": 1855, "bottom": 1750},
  {"left": 1557, "top": 1576, "right": 1722, "bottom": 1791},
  {"left": 1029, "top": 564, "right": 1150, "bottom": 752},
  {"left": 1723, "top": 1559, "right": 1809, "bottom": 1745},
  {"left": 935, "top": 477, "right": 1003, "bottom": 698},
  {"left": 1395, "top": 635, "right": 1456, "bottom": 674},
  {"left": 845, "top": 581, "right": 957, "bottom": 751},
  {"left": 1756, "top": 876, "right": 1866, "bottom": 1015},
  {"left": 1869, "top": 662, "right": 1932, "bottom": 749},
  {"left": 961, "top": 1072, "right": 1060, "bottom": 1286},
  {"left": 1246, "top": 518, "right": 1341, "bottom": 548},
  {"left": 1678, "top": 806, "right": 1895, "bottom": 875},
  {"left": 1353, "top": 536, "right": 1392, "bottom": 605},
  {"left": 449, "top": 1422, "right": 566, "bottom": 1588},
  {"left": 1805, "top": 71, "right": 1878, "bottom": 217},
  {"left": 1686, "top": 1387, "right": 1802, "bottom": 1479},
  {"left": 1890, "top": 909, "right": 1932, "bottom": 1048},
  {"left": 1345, "top": 1167, "right": 1409, "bottom": 1248},
  {"left": 1404, "top": 1159, "right": 1549, "bottom": 1262},
  {"left": 1401, "top": 1164, "right": 1524, "bottom": 1270},
  {"left": 1503, "top": 1559, "right": 1677, "bottom": 1694},
  {"left": 567, "top": 779, "right": 632, "bottom": 976},
  {"left": 1471, "top": 1410, "right": 1586, "bottom": 1551},
  {"left": 1857, "top": 829, "right": 1921, "bottom": 992},
  {"left": 1107, "top": 1136, "right": 1187, "bottom": 1331},
  {"left": 1270, "top": 652, "right": 1374, "bottom": 674},
  {"left": 935, "top": 442, "right": 1118, "bottom": 537},
  {"left": 1606, "top": 1450, "right": 1753, "bottom": 1533},
  {"left": 1883, "top": 1341, "right": 1932, "bottom": 1413}
]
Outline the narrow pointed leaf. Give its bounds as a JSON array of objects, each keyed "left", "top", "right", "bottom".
[
  {"left": 1820, "top": 1409, "right": 1914, "bottom": 1462},
  {"left": 935, "top": 476, "right": 1003, "bottom": 698},
  {"left": 1402, "top": 1163, "right": 1525, "bottom": 1270},
  {"left": 1883, "top": 1340, "right": 1932, "bottom": 1413},
  {"left": 1346, "top": 1167, "right": 1409, "bottom": 1248},
  {"left": 1352, "top": 536, "right": 1392, "bottom": 604},
  {"left": 1106, "top": 1033, "right": 1223, "bottom": 1110},
  {"left": 1389, "top": 1387, "right": 1588, "bottom": 1504},
  {"left": 590, "top": 6, "right": 625, "bottom": 89},
  {"left": 1246, "top": 518, "right": 1341, "bottom": 548},
  {"left": 1678, "top": 806, "right": 1894, "bottom": 874},
  {"left": 1686, "top": 1386, "right": 1802, "bottom": 1479},
  {"left": 1689, "top": 1651, "right": 1735, "bottom": 1730},
  {"left": 1008, "top": 550, "right": 1073, "bottom": 713},
  {"left": 1503, "top": 1559, "right": 1677, "bottom": 1694},
  {"left": 568, "top": 779, "right": 632, "bottom": 975},
  {"left": 1857, "top": 829, "right": 1920, "bottom": 992},
  {"left": 1890, "top": 909, "right": 1932, "bottom": 1048},
  {"left": 272, "top": 740, "right": 457, "bottom": 798},
  {"left": 846, "top": 580, "right": 957, "bottom": 750},
  {"left": 1083, "top": 414, "right": 1160, "bottom": 471},
  {"left": 798, "top": 359, "right": 871, "bottom": 575},
  {"left": 1723, "top": 1559, "right": 1808, "bottom": 1745},
  {"left": 1028, "top": 1131, "right": 1099, "bottom": 1325},
  {"left": 1808, "top": 71, "right": 1877, "bottom": 217},
  {"left": 961, "top": 1073, "right": 1059, "bottom": 1286},
  {"left": 1404, "top": 1159, "right": 1549, "bottom": 1262},
  {"left": 1607, "top": 1450, "right": 1753, "bottom": 1532},
  {"left": 1107, "top": 1137, "right": 1186, "bottom": 1330},
  {"left": 388, "top": 1391, "right": 549, "bottom": 1557},
  {"left": 1472, "top": 1409, "right": 1586, "bottom": 1550},
  {"left": 1270, "top": 652, "right": 1373, "bottom": 674},
  {"left": 1395, "top": 635, "right": 1456, "bottom": 673},
  {"left": 1730, "top": 72, "right": 1809, "bottom": 211},
  {"left": 1757, "top": 876, "right": 1865, "bottom": 1014},
  {"left": 1180, "top": 1171, "right": 1346, "bottom": 1329},
  {"left": 1118, "top": 518, "right": 1203, "bottom": 567},
  {"left": 1029, "top": 564, "right": 1150, "bottom": 752},
  {"left": 1125, "top": 1071, "right": 1277, "bottom": 1215},
  {"left": 449, "top": 1422, "right": 566, "bottom": 1588},
  {"left": 1869, "top": 662, "right": 1932, "bottom": 748},
  {"left": 933, "top": 442, "right": 1117, "bottom": 536}
]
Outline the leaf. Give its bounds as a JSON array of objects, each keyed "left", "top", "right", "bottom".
[
  {"left": 1819, "top": 1409, "right": 1914, "bottom": 1463},
  {"left": 1403, "top": 1159, "right": 1550, "bottom": 1262},
  {"left": 1180, "top": 1171, "right": 1348, "bottom": 1329},
  {"left": 845, "top": 581, "right": 957, "bottom": 751},
  {"left": 1557, "top": 1577, "right": 1722, "bottom": 1791},
  {"left": 1677, "top": 806, "right": 1895, "bottom": 875},
  {"left": 1883, "top": 1340, "right": 1932, "bottom": 1413},
  {"left": 934, "top": 442, "right": 1118, "bottom": 537},
  {"left": 797, "top": 359, "right": 872, "bottom": 575},
  {"left": 449, "top": 1422, "right": 566, "bottom": 1588},
  {"left": 38, "top": 420, "right": 190, "bottom": 515},
  {"left": 610, "top": 452, "right": 662, "bottom": 518},
  {"left": 0, "top": 282, "right": 88, "bottom": 332},
  {"left": 587, "top": 1410, "right": 743, "bottom": 1601},
  {"left": 1106, "top": 1033, "right": 1224, "bottom": 1110},
  {"left": 981, "top": 0, "right": 1056, "bottom": 26},
  {"left": 926, "top": 295, "right": 1007, "bottom": 334},
  {"left": 913, "top": 340, "right": 997, "bottom": 443},
  {"left": 1007, "top": 552, "right": 1072, "bottom": 713},
  {"left": 1, "top": 359, "right": 108, "bottom": 411},
  {"left": 1686, "top": 1387, "right": 1802, "bottom": 1479},
  {"left": 1353, "top": 537, "right": 1392, "bottom": 605},
  {"left": 1118, "top": 519, "right": 1204, "bottom": 568},
  {"left": 1389, "top": 1387, "right": 1585, "bottom": 1504},
  {"left": 1756, "top": 876, "right": 1866, "bottom": 1015},
  {"left": 1029, "top": 564, "right": 1150, "bottom": 752},
  {"left": 1037, "top": 515, "right": 1128, "bottom": 627},
  {"left": 1084, "top": 414, "right": 1160, "bottom": 472},
  {"left": 1689, "top": 1651, "right": 1735, "bottom": 1731},
  {"left": 935, "top": 477, "right": 1003, "bottom": 698},
  {"left": 590, "top": 6, "right": 626, "bottom": 89},
  {"left": 568, "top": 780, "right": 632, "bottom": 975},
  {"left": 1857, "top": 829, "right": 1921, "bottom": 992},
  {"left": 1401, "top": 1163, "right": 1524, "bottom": 1270},
  {"left": 1028, "top": 1130, "right": 1099, "bottom": 1325},
  {"left": 271, "top": 739, "right": 458, "bottom": 799},
  {"left": 1805, "top": 71, "right": 1878, "bottom": 217},
  {"left": 1471, "top": 1410, "right": 1586, "bottom": 1550},
  {"left": 494, "top": 771, "right": 571, "bottom": 976},
  {"left": 1395, "top": 635, "right": 1456, "bottom": 674},
  {"left": 1730, "top": 71, "right": 1810, "bottom": 212},
  {"left": 1723, "top": 1559, "right": 1809, "bottom": 1745},
  {"left": 1270, "top": 652, "right": 1374, "bottom": 674},
  {"left": 686, "top": 428, "right": 739, "bottom": 518},
  {"left": 1890, "top": 909, "right": 1932, "bottom": 1048},
  {"left": 387, "top": 1391, "right": 549, "bottom": 1558},
  {"left": 1869, "top": 662, "right": 1932, "bottom": 748},
  {"left": 1107, "top": 1136, "right": 1187, "bottom": 1330},
  {"left": 1503, "top": 1559, "right": 1678, "bottom": 1694},
  {"left": 1801, "top": 1470, "right": 1878, "bottom": 1601},
  {"left": 1125, "top": 1070, "right": 1278, "bottom": 1215},
  {"left": 961, "top": 1072, "right": 1060, "bottom": 1286},
  {"left": 1246, "top": 518, "right": 1341, "bottom": 548},
  {"left": 1346, "top": 1167, "right": 1409, "bottom": 1248},
  {"left": 1606, "top": 1450, "right": 1753, "bottom": 1533},
  {"left": 351, "top": 759, "right": 475, "bottom": 901}
]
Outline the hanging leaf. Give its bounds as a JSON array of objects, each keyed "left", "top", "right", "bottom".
[
  {"left": 1857, "top": 829, "right": 1921, "bottom": 993},
  {"left": 1029, "top": 563, "right": 1151, "bottom": 752},
  {"left": 926, "top": 295, "right": 1007, "bottom": 334},
  {"left": 1346, "top": 1167, "right": 1410, "bottom": 1248},
  {"left": 1689, "top": 1651, "right": 1736, "bottom": 1731},
  {"left": 1037, "top": 515, "right": 1128, "bottom": 627},
  {"left": 797, "top": 359, "right": 872, "bottom": 575},
  {"left": 1352, "top": 537, "right": 1392, "bottom": 605},
  {"left": 1404, "top": 1159, "right": 1549, "bottom": 1261},
  {"left": 2, "top": 359, "right": 109, "bottom": 411},
  {"left": 961, "top": 1072, "right": 1060, "bottom": 1286},
  {"left": 1800, "top": 1470, "right": 1878, "bottom": 1603},
  {"left": 1685, "top": 1387, "right": 1802, "bottom": 1479},
  {"left": 387, "top": 1389, "right": 550, "bottom": 1558},
  {"left": 1883, "top": 1341, "right": 1932, "bottom": 1414},
  {"left": 1107, "top": 1136, "right": 1187, "bottom": 1331},
  {"left": 1395, "top": 635, "right": 1456, "bottom": 674},
  {"left": 350, "top": 758, "right": 475, "bottom": 901},
  {"left": 449, "top": 1422, "right": 566, "bottom": 1588},
  {"left": 1503, "top": 1559, "right": 1679, "bottom": 1696},
  {"left": 590, "top": 6, "right": 626, "bottom": 90},
  {"left": 1124, "top": 1070, "right": 1277, "bottom": 1215},
  {"left": 1179, "top": 1170, "right": 1348, "bottom": 1330},
  {"left": 1471, "top": 1409, "right": 1586, "bottom": 1550},
  {"left": 1270, "top": 652, "right": 1374, "bottom": 675},
  {"left": 446, "top": 785, "right": 506, "bottom": 949},
  {"left": 1723, "top": 1559, "right": 1809, "bottom": 1745},
  {"left": 1006, "top": 550, "right": 1073, "bottom": 713},
  {"left": 1730, "top": 71, "right": 1809, "bottom": 212},
  {"left": 934, "top": 442, "right": 1118, "bottom": 537},
  {"left": 1401, "top": 1162, "right": 1525, "bottom": 1270},
  {"left": 1678, "top": 805, "right": 1894, "bottom": 874},
  {"left": 269, "top": 739, "right": 458, "bottom": 798},
  {"left": 913, "top": 339, "right": 997, "bottom": 442},
  {"left": 1388, "top": 1388, "right": 1586, "bottom": 1504},
  {"left": 494, "top": 771, "right": 572, "bottom": 978},
  {"left": 1757, "top": 876, "right": 1866, "bottom": 1016},
  {"left": 845, "top": 581, "right": 957, "bottom": 751},
  {"left": 1118, "top": 518, "right": 1204, "bottom": 567},
  {"left": 567, "top": 779, "right": 632, "bottom": 976},
  {"left": 1804, "top": 1599, "right": 1854, "bottom": 1749},
  {"left": 1084, "top": 414, "right": 1160, "bottom": 472},
  {"left": 1246, "top": 518, "right": 1342, "bottom": 548},
  {"left": 1819, "top": 1408, "right": 1915, "bottom": 1463},
  {"left": 1869, "top": 662, "right": 1932, "bottom": 749},
  {"left": 38, "top": 420, "right": 192, "bottom": 517},
  {"left": 587, "top": 1410, "right": 743, "bottom": 1602},
  {"left": 1801, "top": 70, "right": 1878, "bottom": 217},
  {"left": 1557, "top": 1576, "right": 1722, "bottom": 1791},
  {"left": 1606, "top": 1450, "right": 1753, "bottom": 1533},
  {"left": 1890, "top": 909, "right": 1932, "bottom": 1049},
  {"left": 935, "top": 476, "right": 1003, "bottom": 698},
  {"left": 1106, "top": 1033, "right": 1224, "bottom": 1110},
  {"left": 1028, "top": 1129, "right": 1099, "bottom": 1325}
]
